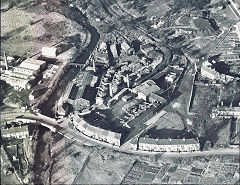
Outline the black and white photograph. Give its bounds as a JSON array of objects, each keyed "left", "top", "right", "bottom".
[{"left": 1, "top": 0, "right": 240, "bottom": 184}]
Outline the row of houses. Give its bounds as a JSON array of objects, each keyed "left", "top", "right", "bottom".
[
  {"left": 131, "top": 137, "right": 200, "bottom": 152},
  {"left": 1, "top": 125, "right": 29, "bottom": 139},
  {"left": 73, "top": 114, "right": 121, "bottom": 146},
  {"left": 212, "top": 106, "right": 240, "bottom": 118},
  {"left": 201, "top": 65, "right": 234, "bottom": 83}
]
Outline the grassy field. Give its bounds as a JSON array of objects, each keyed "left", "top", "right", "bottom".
[{"left": 1, "top": 0, "right": 85, "bottom": 57}]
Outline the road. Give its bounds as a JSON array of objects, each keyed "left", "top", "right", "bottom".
[{"left": 2, "top": 110, "right": 239, "bottom": 157}]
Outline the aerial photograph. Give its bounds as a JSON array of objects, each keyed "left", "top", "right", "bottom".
[{"left": 1, "top": 0, "right": 240, "bottom": 184}]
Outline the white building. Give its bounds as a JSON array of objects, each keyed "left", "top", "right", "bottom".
[
  {"left": 201, "top": 66, "right": 220, "bottom": 80},
  {"left": 110, "top": 44, "right": 118, "bottom": 58},
  {"left": 42, "top": 47, "right": 57, "bottom": 58},
  {"left": 2, "top": 125, "right": 29, "bottom": 139},
  {"left": 73, "top": 114, "right": 121, "bottom": 146},
  {"left": 138, "top": 137, "right": 200, "bottom": 152},
  {"left": 121, "top": 42, "right": 131, "bottom": 53}
]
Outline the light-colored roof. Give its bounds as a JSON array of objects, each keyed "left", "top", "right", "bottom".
[
  {"left": 201, "top": 66, "right": 220, "bottom": 78},
  {"left": 24, "top": 58, "right": 46, "bottom": 66},
  {"left": 121, "top": 42, "right": 131, "bottom": 51},
  {"left": 19, "top": 62, "right": 41, "bottom": 71},
  {"left": 139, "top": 137, "right": 199, "bottom": 145},
  {"left": 218, "top": 106, "right": 240, "bottom": 112},
  {"left": 2, "top": 125, "right": 29, "bottom": 136}
]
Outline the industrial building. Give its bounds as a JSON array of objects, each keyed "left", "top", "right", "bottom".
[
  {"left": 201, "top": 66, "right": 220, "bottom": 80},
  {"left": 1, "top": 58, "right": 46, "bottom": 90}
]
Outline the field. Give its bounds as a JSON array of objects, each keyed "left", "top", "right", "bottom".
[
  {"left": 45, "top": 133, "right": 139, "bottom": 184},
  {"left": 1, "top": 0, "right": 86, "bottom": 57},
  {"left": 122, "top": 154, "right": 240, "bottom": 184}
]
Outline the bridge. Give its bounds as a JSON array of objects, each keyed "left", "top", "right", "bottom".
[{"left": 1, "top": 112, "right": 60, "bottom": 132}]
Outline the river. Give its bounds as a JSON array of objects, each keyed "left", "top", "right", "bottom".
[
  {"left": 33, "top": 3, "right": 100, "bottom": 184},
  {"left": 40, "top": 5, "right": 100, "bottom": 117}
]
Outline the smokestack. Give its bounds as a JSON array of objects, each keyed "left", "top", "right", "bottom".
[
  {"left": 126, "top": 74, "right": 130, "bottom": 88},
  {"left": 109, "top": 83, "right": 113, "bottom": 97},
  {"left": 230, "top": 102, "right": 233, "bottom": 108},
  {"left": 93, "top": 60, "right": 96, "bottom": 72},
  {"left": 221, "top": 101, "right": 223, "bottom": 106},
  {"left": 3, "top": 50, "right": 8, "bottom": 70}
]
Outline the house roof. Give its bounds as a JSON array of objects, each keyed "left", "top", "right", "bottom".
[
  {"left": 76, "top": 72, "right": 97, "bottom": 86},
  {"left": 139, "top": 137, "right": 199, "bottom": 145},
  {"left": 217, "top": 106, "right": 240, "bottom": 112},
  {"left": 141, "top": 43, "right": 155, "bottom": 51},
  {"left": 149, "top": 93, "right": 167, "bottom": 103},
  {"left": 2, "top": 125, "right": 29, "bottom": 136},
  {"left": 24, "top": 58, "right": 46, "bottom": 66},
  {"left": 201, "top": 66, "right": 220, "bottom": 78},
  {"left": 19, "top": 62, "right": 41, "bottom": 71},
  {"left": 121, "top": 42, "right": 131, "bottom": 51}
]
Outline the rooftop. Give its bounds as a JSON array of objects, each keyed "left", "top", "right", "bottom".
[
  {"left": 139, "top": 137, "right": 199, "bottom": 145},
  {"left": 2, "top": 125, "right": 29, "bottom": 136}
]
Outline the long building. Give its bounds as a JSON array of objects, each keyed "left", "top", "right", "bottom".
[
  {"left": 73, "top": 114, "right": 121, "bottom": 146},
  {"left": 2, "top": 125, "right": 29, "bottom": 139},
  {"left": 212, "top": 106, "right": 240, "bottom": 118},
  {"left": 138, "top": 137, "right": 200, "bottom": 152}
]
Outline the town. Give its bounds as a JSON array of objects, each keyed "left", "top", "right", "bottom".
[{"left": 1, "top": 0, "right": 240, "bottom": 184}]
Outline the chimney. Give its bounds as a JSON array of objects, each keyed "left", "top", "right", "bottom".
[
  {"left": 3, "top": 50, "right": 8, "bottom": 70},
  {"left": 92, "top": 60, "right": 96, "bottom": 72},
  {"left": 221, "top": 101, "right": 223, "bottom": 106},
  {"left": 109, "top": 83, "right": 113, "bottom": 97},
  {"left": 230, "top": 102, "right": 233, "bottom": 108},
  {"left": 126, "top": 74, "right": 130, "bottom": 88}
]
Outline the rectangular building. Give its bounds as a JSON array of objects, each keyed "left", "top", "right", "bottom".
[
  {"left": 138, "top": 137, "right": 200, "bottom": 152},
  {"left": 2, "top": 125, "right": 29, "bottom": 139}
]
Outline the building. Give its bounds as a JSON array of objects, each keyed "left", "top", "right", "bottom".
[
  {"left": 132, "top": 80, "right": 161, "bottom": 101},
  {"left": 110, "top": 44, "right": 118, "bottom": 58},
  {"left": 140, "top": 44, "right": 156, "bottom": 55},
  {"left": 73, "top": 114, "right": 121, "bottom": 146},
  {"left": 29, "top": 88, "right": 47, "bottom": 101},
  {"left": 121, "top": 42, "right": 131, "bottom": 53},
  {"left": 138, "top": 137, "right": 200, "bottom": 152},
  {"left": 1, "top": 125, "right": 29, "bottom": 139},
  {"left": 149, "top": 93, "right": 167, "bottom": 104},
  {"left": 201, "top": 66, "right": 220, "bottom": 80},
  {"left": 1, "top": 74, "right": 31, "bottom": 90},
  {"left": 95, "top": 52, "right": 109, "bottom": 66},
  {"left": 122, "top": 93, "right": 137, "bottom": 102},
  {"left": 98, "top": 42, "right": 107, "bottom": 51},
  {"left": 43, "top": 65, "right": 59, "bottom": 80},
  {"left": 42, "top": 47, "right": 57, "bottom": 58},
  {"left": 18, "top": 58, "right": 46, "bottom": 75},
  {"left": 212, "top": 106, "right": 240, "bottom": 118},
  {"left": 147, "top": 50, "right": 163, "bottom": 60}
]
